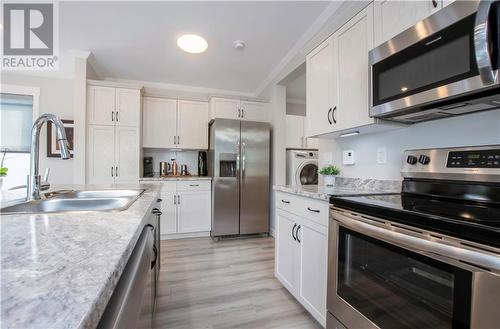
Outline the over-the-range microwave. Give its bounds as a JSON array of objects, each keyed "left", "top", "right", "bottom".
[{"left": 369, "top": 0, "right": 500, "bottom": 123}]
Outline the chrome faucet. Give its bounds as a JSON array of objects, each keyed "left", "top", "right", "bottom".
[{"left": 27, "top": 114, "right": 70, "bottom": 200}]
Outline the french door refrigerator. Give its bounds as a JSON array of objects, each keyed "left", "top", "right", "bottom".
[{"left": 208, "top": 118, "right": 270, "bottom": 237}]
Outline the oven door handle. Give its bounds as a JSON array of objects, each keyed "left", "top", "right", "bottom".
[
  {"left": 474, "top": 0, "right": 498, "bottom": 85},
  {"left": 334, "top": 212, "right": 500, "bottom": 273}
]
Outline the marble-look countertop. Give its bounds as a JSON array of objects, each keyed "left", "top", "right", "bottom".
[
  {"left": 139, "top": 175, "right": 212, "bottom": 181},
  {"left": 273, "top": 177, "right": 400, "bottom": 201},
  {"left": 1, "top": 183, "right": 161, "bottom": 329}
]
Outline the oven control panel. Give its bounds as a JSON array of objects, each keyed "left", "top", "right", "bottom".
[{"left": 447, "top": 149, "right": 500, "bottom": 168}]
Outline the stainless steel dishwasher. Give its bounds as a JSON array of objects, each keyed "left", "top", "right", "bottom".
[{"left": 97, "top": 225, "right": 157, "bottom": 329}]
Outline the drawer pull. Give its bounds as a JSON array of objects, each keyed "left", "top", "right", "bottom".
[
  {"left": 307, "top": 207, "right": 320, "bottom": 213},
  {"left": 281, "top": 200, "right": 290, "bottom": 204},
  {"left": 189, "top": 184, "right": 200, "bottom": 187}
]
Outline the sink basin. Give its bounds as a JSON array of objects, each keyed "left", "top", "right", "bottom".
[{"left": 1, "top": 189, "right": 145, "bottom": 215}]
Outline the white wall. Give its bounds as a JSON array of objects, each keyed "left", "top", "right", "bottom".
[
  {"left": 2, "top": 74, "right": 75, "bottom": 185},
  {"left": 319, "top": 110, "right": 500, "bottom": 180}
]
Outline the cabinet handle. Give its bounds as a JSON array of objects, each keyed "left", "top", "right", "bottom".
[
  {"left": 241, "top": 109, "right": 245, "bottom": 118},
  {"left": 296, "top": 225, "right": 301, "bottom": 243},
  {"left": 111, "top": 166, "right": 114, "bottom": 177},
  {"left": 116, "top": 111, "right": 119, "bottom": 122},
  {"left": 173, "top": 194, "right": 176, "bottom": 205},
  {"left": 327, "top": 108, "right": 332, "bottom": 125},
  {"left": 177, "top": 195, "right": 180, "bottom": 204},
  {"left": 173, "top": 136, "right": 176, "bottom": 145},
  {"left": 115, "top": 166, "right": 118, "bottom": 177},
  {"left": 292, "top": 223, "right": 297, "bottom": 241},
  {"left": 157, "top": 198, "right": 162, "bottom": 202},
  {"left": 112, "top": 111, "right": 115, "bottom": 122},
  {"left": 238, "top": 108, "right": 241, "bottom": 118},
  {"left": 332, "top": 106, "right": 337, "bottom": 124},
  {"left": 177, "top": 136, "right": 180, "bottom": 145},
  {"left": 431, "top": 0, "right": 438, "bottom": 8},
  {"left": 307, "top": 207, "right": 320, "bottom": 213},
  {"left": 189, "top": 184, "right": 199, "bottom": 187},
  {"left": 281, "top": 200, "right": 290, "bottom": 204}
]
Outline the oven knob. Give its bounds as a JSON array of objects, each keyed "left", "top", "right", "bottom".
[
  {"left": 406, "top": 155, "right": 418, "bottom": 165},
  {"left": 418, "top": 155, "right": 430, "bottom": 165}
]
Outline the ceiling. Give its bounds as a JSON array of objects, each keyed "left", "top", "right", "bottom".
[{"left": 59, "top": 1, "right": 330, "bottom": 95}]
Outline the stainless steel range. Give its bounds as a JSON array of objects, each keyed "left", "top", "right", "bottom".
[{"left": 327, "top": 145, "right": 500, "bottom": 329}]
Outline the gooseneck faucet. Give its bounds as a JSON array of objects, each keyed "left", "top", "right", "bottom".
[{"left": 27, "top": 114, "right": 70, "bottom": 201}]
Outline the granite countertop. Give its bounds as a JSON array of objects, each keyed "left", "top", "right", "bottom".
[
  {"left": 273, "top": 177, "right": 400, "bottom": 201},
  {"left": 0, "top": 183, "right": 161, "bottom": 329},
  {"left": 139, "top": 174, "right": 212, "bottom": 181}
]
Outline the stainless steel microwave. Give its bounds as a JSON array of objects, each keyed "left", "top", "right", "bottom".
[{"left": 369, "top": 0, "right": 500, "bottom": 123}]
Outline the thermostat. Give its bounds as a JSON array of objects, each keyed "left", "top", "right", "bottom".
[{"left": 343, "top": 150, "right": 355, "bottom": 165}]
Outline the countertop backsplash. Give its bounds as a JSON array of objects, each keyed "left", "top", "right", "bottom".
[{"left": 143, "top": 148, "right": 201, "bottom": 176}]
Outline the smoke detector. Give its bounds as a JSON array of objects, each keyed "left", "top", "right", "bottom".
[{"left": 233, "top": 40, "right": 246, "bottom": 50}]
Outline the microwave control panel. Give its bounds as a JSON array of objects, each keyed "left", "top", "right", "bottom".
[{"left": 447, "top": 150, "right": 500, "bottom": 168}]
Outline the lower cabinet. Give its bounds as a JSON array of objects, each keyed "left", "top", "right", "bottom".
[
  {"left": 275, "top": 193, "right": 328, "bottom": 327},
  {"left": 155, "top": 180, "right": 212, "bottom": 239}
]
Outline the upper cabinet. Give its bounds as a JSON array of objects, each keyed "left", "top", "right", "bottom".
[
  {"left": 305, "top": 37, "right": 337, "bottom": 136},
  {"left": 87, "top": 85, "right": 141, "bottom": 127},
  {"left": 286, "top": 115, "right": 319, "bottom": 149},
  {"left": 209, "top": 97, "right": 268, "bottom": 122},
  {"left": 374, "top": 0, "right": 441, "bottom": 47},
  {"left": 142, "top": 97, "right": 209, "bottom": 150}
]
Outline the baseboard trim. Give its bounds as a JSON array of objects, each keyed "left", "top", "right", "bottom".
[{"left": 162, "top": 231, "right": 211, "bottom": 240}]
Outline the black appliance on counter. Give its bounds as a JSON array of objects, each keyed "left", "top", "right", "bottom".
[
  {"left": 327, "top": 145, "right": 500, "bottom": 329},
  {"left": 143, "top": 157, "right": 154, "bottom": 177},
  {"left": 198, "top": 151, "right": 207, "bottom": 176}
]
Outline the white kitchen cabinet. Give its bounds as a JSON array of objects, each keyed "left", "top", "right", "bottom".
[
  {"left": 177, "top": 100, "right": 209, "bottom": 149},
  {"left": 276, "top": 211, "right": 301, "bottom": 292},
  {"left": 142, "top": 97, "right": 208, "bottom": 149},
  {"left": 374, "top": 0, "right": 441, "bottom": 47},
  {"left": 153, "top": 180, "right": 212, "bottom": 238},
  {"left": 209, "top": 97, "right": 268, "bottom": 122},
  {"left": 306, "top": 37, "right": 337, "bottom": 137},
  {"left": 286, "top": 115, "right": 319, "bottom": 149},
  {"left": 335, "top": 3, "right": 374, "bottom": 131},
  {"left": 177, "top": 190, "right": 211, "bottom": 233},
  {"left": 114, "top": 126, "right": 140, "bottom": 183},
  {"left": 275, "top": 192, "right": 328, "bottom": 327},
  {"left": 87, "top": 85, "right": 141, "bottom": 127},
  {"left": 142, "top": 97, "right": 177, "bottom": 148},
  {"left": 87, "top": 125, "right": 115, "bottom": 184}
]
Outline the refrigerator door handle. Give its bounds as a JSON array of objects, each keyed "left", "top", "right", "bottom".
[
  {"left": 241, "top": 142, "right": 246, "bottom": 187},
  {"left": 236, "top": 141, "right": 241, "bottom": 178}
]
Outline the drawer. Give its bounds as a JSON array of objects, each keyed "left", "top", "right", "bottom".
[
  {"left": 275, "top": 191, "right": 328, "bottom": 227},
  {"left": 177, "top": 180, "right": 211, "bottom": 191},
  {"left": 160, "top": 181, "right": 177, "bottom": 192}
]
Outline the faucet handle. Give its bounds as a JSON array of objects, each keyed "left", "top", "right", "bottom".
[{"left": 43, "top": 168, "right": 50, "bottom": 182}]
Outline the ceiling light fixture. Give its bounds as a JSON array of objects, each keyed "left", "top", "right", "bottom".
[
  {"left": 233, "top": 40, "right": 246, "bottom": 50},
  {"left": 340, "top": 131, "right": 360, "bottom": 138},
  {"left": 177, "top": 34, "right": 208, "bottom": 54}
]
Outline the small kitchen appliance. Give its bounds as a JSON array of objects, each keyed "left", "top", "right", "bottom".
[
  {"left": 327, "top": 145, "right": 500, "bottom": 329},
  {"left": 143, "top": 157, "right": 154, "bottom": 177},
  {"left": 198, "top": 151, "right": 208, "bottom": 176},
  {"left": 180, "top": 164, "right": 188, "bottom": 176},
  {"left": 159, "top": 162, "right": 170, "bottom": 177}
]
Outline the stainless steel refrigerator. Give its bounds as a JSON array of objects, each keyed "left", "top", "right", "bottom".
[{"left": 208, "top": 118, "right": 270, "bottom": 237}]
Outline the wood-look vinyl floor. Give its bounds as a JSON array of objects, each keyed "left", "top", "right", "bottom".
[{"left": 153, "top": 237, "right": 322, "bottom": 329}]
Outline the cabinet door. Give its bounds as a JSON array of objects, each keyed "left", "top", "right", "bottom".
[
  {"left": 210, "top": 97, "right": 240, "bottom": 120},
  {"left": 276, "top": 211, "right": 300, "bottom": 294},
  {"left": 87, "top": 86, "right": 115, "bottom": 126},
  {"left": 114, "top": 126, "right": 140, "bottom": 183},
  {"left": 87, "top": 125, "right": 115, "bottom": 184},
  {"left": 240, "top": 101, "right": 267, "bottom": 122},
  {"left": 177, "top": 100, "right": 209, "bottom": 149},
  {"left": 160, "top": 192, "right": 177, "bottom": 235},
  {"left": 115, "top": 88, "right": 141, "bottom": 127},
  {"left": 374, "top": 0, "right": 440, "bottom": 47},
  {"left": 177, "top": 190, "right": 211, "bottom": 233},
  {"left": 286, "top": 115, "right": 306, "bottom": 148},
  {"left": 298, "top": 223, "right": 328, "bottom": 325},
  {"left": 142, "top": 97, "right": 177, "bottom": 148},
  {"left": 306, "top": 37, "right": 337, "bottom": 137},
  {"left": 335, "top": 3, "right": 374, "bottom": 131}
]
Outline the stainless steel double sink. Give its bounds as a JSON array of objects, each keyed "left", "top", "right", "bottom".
[{"left": 0, "top": 189, "right": 145, "bottom": 215}]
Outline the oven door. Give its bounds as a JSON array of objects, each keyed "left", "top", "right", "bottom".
[
  {"left": 369, "top": 0, "right": 500, "bottom": 118},
  {"left": 327, "top": 209, "right": 500, "bottom": 329}
]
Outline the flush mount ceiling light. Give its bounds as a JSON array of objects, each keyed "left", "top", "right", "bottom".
[
  {"left": 177, "top": 34, "right": 208, "bottom": 54},
  {"left": 233, "top": 40, "right": 246, "bottom": 50}
]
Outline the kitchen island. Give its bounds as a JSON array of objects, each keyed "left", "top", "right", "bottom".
[{"left": 0, "top": 183, "right": 161, "bottom": 329}]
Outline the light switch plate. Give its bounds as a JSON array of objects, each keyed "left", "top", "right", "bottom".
[
  {"left": 342, "top": 150, "right": 355, "bottom": 165},
  {"left": 377, "top": 148, "right": 387, "bottom": 164}
]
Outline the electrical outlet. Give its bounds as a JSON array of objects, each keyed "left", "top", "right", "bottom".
[
  {"left": 377, "top": 148, "right": 387, "bottom": 164},
  {"left": 342, "top": 150, "right": 355, "bottom": 165}
]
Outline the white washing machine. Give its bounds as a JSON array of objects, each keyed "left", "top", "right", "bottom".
[{"left": 286, "top": 150, "right": 318, "bottom": 186}]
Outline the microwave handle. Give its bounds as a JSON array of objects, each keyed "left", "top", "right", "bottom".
[{"left": 474, "top": 0, "right": 498, "bottom": 85}]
